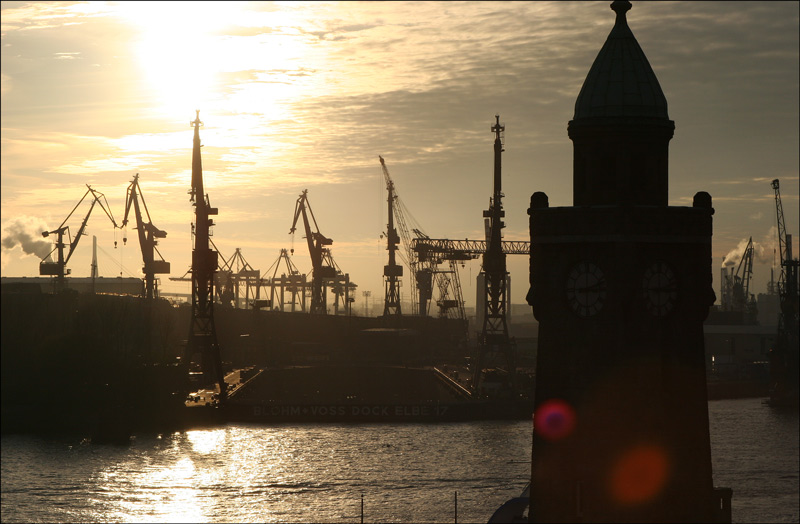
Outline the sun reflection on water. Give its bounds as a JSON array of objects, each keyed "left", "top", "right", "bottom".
[{"left": 186, "top": 428, "right": 226, "bottom": 455}]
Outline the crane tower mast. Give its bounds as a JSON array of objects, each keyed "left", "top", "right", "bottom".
[
  {"left": 379, "top": 156, "right": 420, "bottom": 315},
  {"left": 185, "top": 111, "right": 227, "bottom": 402},
  {"left": 474, "top": 115, "right": 515, "bottom": 395},
  {"left": 380, "top": 157, "right": 403, "bottom": 316}
]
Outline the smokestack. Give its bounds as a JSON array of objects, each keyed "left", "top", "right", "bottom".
[{"left": 91, "top": 235, "right": 98, "bottom": 280}]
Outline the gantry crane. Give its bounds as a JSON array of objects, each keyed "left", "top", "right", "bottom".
[
  {"left": 264, "top": 248, "right": 307, "bottom": 312},
  {"left": 171, "top": 241, "right": 261, "bottom": 309},
  {"left": 213, "top": 245, "right": 261, "bottom": 309},
  {"left": 411, "top": 238, "right": 530, "bottom": 346},
  {"left": 185, "top": 111, "right": 227, "bottom": 402},
  {"left": 413, "top": 238, "right": 531, "bottom": 258},
  {"left": 40, "top": 185, "right": 119, "bottom": 293},
  {"left": 290, "top": 189, "right": 336, "bottom": 314},
  {"left": 412, "top": 230, "right": 468, "bottom": 321},
  {"left": 320, "top": 247, "right": 357, "bottom": 315},
  {"left": 120, "top": 173, "right": 170, "bottom": 299}
]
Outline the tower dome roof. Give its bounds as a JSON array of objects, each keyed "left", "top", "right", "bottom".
[{"left": 573, "top": 1, "right": 670, "bottom": 121}]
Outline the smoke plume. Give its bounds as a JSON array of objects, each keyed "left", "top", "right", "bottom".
[
  {"left": 1, "top": 216, "right": 53, "bottom": 259},
  {"left": 721, "top": 227, "right": 779, "bottom": 268}
]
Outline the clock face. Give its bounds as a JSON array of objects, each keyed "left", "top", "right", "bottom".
[
  {"left": 566, "top": 261, "right": 606, "bottom": 317},
  {"left": 642, "top": 261, "right": 678, "bottom": 316}
]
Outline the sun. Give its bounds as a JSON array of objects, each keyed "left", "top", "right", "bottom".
[
  {"left": 117, "top": 2, "right": 250, "bottom": 114},
  {"left": 116, "top": 1, "right": 311, "bottom": 124}
]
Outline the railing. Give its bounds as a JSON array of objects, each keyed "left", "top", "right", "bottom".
[{"left": 433, "top": 367, "right": 473, "bottom": 401}]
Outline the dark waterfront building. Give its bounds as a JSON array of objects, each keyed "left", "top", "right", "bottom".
[{"left": 526, "top": 2, "right": 730, "bottom": 522}]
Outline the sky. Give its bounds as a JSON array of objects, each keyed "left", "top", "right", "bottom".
[{"left": 1, "top": 1, "right": 798, "bottom": 313}]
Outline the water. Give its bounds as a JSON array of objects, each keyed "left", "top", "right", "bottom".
[
  {"left": 708, "top": 398, "right": 799, "bottom": 523},
  {"left": 1, "top": 398, "right": 797, "bottom": 523}
]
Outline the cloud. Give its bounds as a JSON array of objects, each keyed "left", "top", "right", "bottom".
[
  {"left": 1, "top": 1, "right": 797, "bottom": 305},
  {"left": 53, "top": 52, "right": 81, "bottom": 60},
  {"left": 0, "top": 1, "right": 113, "bottom": 32},
  {"left": 0, "top": 73, "right": 10, "bottom": 96}
]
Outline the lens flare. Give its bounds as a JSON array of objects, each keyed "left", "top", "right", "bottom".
[
  {"left": 609, "top": 444, "right": 670, "bottom": 505},
  {"left": 533, "top": 399, "right": 576, "bottom": 441}
]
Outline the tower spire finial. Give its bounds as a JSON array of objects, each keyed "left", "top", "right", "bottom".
[{"left": 611, "top": 0, "right": 631, "bottom": 21}]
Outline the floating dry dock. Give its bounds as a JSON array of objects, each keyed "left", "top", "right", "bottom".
[{"left": 185, "top": 364, "right": 534, "bottom": 424}]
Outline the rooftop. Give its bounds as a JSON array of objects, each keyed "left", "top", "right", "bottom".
[{"left": 573, "top": 0, "right": 670, "bottom": 121}]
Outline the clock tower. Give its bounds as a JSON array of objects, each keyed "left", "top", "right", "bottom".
[{"left": 527, "top": 2, "right": 730, "bottom": 522}]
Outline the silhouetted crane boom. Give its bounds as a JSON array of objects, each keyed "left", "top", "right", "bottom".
[
  {"left": 769, "top": 178, "right": 800, "bottom": 405},
  {"left": 379, "top": 156, "right": 418, "bottom": 314},
  {"left": 290, "top": 189, "right": 335, "bottom": 314},
  {"left": 121, "top": 173, "right": 170, "bottom": 299},
  {"left": 40, "top": 185, "right": 118, "bottom": 292},
  {"left": 772, "top": 179, "right": 792, "bottom": 294},
  {"left": 412, "top": 238, "right": 530, "bottom": 261}
]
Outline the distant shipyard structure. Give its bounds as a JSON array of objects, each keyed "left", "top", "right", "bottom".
[
  {"left": 527, "top": 2, "right": 731, "bottom": 522},
  {"left": 0, "top": 276, "right": 144, "bottom": 296}
]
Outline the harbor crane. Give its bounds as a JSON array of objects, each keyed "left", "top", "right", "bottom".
[
  {"left": 412, "top": 118, "right": 532, "bottom": 397},
  {"left": 120, "top": 174, "right": 170, "bottom": 299},
  {"left": 413, "top": 238, "right": 531, "bottom": 259},
  {"left": 379, "top": 156, "right": 461, "bottom": 318},
  {"left": 475, "top": 115, "right": 514, "bottom": 396},
  {"left": 769, "top": 179, "right": 799, "bottom": 405},
  {"left": 214, "top": 246, "right": 261, "bottom": 309},
  {"left": 413, "top": 230, "right": 470, "bottom": 321},
  {"left": 772, "top": 179, "right": 798, "bottom": 299},
  {"left": 320, "top": 247, "right": 357, "bottom": 315},
  {"left": 412, "top": 238, "right": 531, "bottom": 363},
  {"left": 290, "top": 189, "right": 336, "bottom": 314},
  {"left": 185, "top": 111, "right": 227, "bottom": 403},
  {"left": 40, "top": 185, "right": 118, "bottom": 293},
  {"left": 380, "top": 156, "right": 403, "bottom": 316},
  {"left": 720, "top": 236, "right": 756, "bottom": 320},
  {"left": 264, "top": 248, "right": 307, "bottom": 312},
  {"left": 171, "top": 241, "right": 262, "bottom": 309}
]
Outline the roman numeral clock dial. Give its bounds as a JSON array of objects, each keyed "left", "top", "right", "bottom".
[{"left": 566, "top": 261, "right": 607, "bottom": 317}]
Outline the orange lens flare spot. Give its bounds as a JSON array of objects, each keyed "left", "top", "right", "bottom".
[
  {"left": 533, "top": 399, "right": 576, "bottom": 441},
  {"left": 609, "top": 444, "right": 670, "bottom": 505}
]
